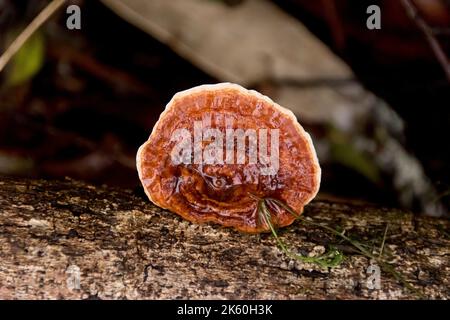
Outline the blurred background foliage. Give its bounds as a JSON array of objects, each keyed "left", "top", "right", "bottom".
[{"left": 0, "top": 0, "right": 448, "bottom": 216}]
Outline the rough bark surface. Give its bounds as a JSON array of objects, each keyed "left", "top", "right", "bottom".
[{"left": 0, "top": 177, "right": 448, "bottom": 299}]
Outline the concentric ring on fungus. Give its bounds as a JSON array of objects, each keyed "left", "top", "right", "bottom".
[{"left": 137, "top": 83, "right": 321, "bottom": 233}]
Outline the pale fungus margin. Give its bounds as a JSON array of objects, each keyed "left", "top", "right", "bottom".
[{"left": 136, "top": 83, "right": 321, "bottom": 233}]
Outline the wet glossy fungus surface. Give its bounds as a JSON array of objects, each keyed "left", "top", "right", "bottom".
[{"left": 137, "top": 84, "right": 320, "bottom": 233}]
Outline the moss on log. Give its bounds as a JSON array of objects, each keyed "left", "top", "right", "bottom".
[{"left": 0, "top": 177, "right": 448, "bottom": 299}]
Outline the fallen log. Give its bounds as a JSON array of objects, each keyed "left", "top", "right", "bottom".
[{"left": 0, "top": 177, "right": 448, "bottom": 299}]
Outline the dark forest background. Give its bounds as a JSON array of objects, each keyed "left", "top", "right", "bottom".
[{"left": 0, "top": 0, "right": 449, "bottom": 216}]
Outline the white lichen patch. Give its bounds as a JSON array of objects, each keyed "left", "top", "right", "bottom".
[
  {"left": 27, "top": 218, "right": 51, "bottom": 230},
  {"left": 427, "top": 256, "right": 446, "bottom": 268},
  {"left": 309, "top": 245, "right": 326, "bottom": 257},
  {"left": 12, "top": 204, "right": 35, "bottom": 211}
]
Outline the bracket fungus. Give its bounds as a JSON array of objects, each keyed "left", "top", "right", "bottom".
[{"left": 137, "top": 83, "right": 321, "bottom": 233}]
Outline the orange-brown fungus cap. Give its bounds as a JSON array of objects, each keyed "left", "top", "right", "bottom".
[{"left": 137, "top": 83, "right": 321, "bottom": 233}]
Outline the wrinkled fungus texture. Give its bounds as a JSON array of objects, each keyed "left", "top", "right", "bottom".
[{"left": 137, "top": 83, "right": 321, "bottom": 233}]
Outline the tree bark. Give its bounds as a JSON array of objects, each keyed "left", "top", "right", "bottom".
[{"left": 0, "top": 177, "right": 448, "bottom": 299}]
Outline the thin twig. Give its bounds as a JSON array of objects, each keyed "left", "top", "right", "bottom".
[
  {"left": 401, "top": 0, "right": 450, "bottom": 81},
  {"left": 0, "top": 0, "right": 66, "bottom": 72},
  {"left": 379, "top": 223, "right": 389, "bottom": 258}
]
